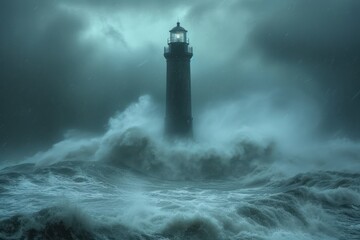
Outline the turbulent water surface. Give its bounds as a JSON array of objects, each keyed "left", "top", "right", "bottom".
[{"left": 1, "top": 96, "right": 359, "bottom": 240}]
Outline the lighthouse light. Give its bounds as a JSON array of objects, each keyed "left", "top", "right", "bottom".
[{"left": 170, "top": 31, "right": 185, "bottom": 42}]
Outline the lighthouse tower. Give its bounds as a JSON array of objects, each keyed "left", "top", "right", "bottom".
[{"left": 164, "top": 22, "right": 193, "bottom": 138}]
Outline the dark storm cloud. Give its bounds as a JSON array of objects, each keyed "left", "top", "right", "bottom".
[
  {"left": 0, "top": 0, "right": 140, "bottom": 153},
  {"left": 0, "top": 1, "right": 88, "bottom": 152},
  {"left": 246, "top": 0, "right": 360, "bottom": 137},
  {"left": 1, "top": 0, "right": 359, "bottom": 158}
]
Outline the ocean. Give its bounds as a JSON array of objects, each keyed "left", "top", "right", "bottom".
[{"left": 0, "top": 96, "right": 359, "bottom": 240}]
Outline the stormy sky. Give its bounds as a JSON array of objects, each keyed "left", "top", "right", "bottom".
[{"left": 1, "top": 0, "right": 360, "bottom": 158}]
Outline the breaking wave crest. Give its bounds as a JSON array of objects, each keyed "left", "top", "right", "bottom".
[
  {"left": 21, "top": 95, "right": 360, "bottom": 180},
  {"left": 24, "top": 95, "right": 275, "bottom": 181}
]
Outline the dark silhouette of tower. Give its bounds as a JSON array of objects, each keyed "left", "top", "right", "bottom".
[{"left": 164, "top": 22, "right": 193, "bottom": 138}]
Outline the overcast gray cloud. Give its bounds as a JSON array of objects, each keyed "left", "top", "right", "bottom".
[
  {"left": 246, "top": 0, "right": 360, "bottom": 135},
  {"left": 1, "top": 0, "right": 359, "bottom": 157}
]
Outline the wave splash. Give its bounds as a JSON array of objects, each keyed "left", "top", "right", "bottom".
[
  {"left": 25, "top": 95, "right": 275, "bottom": 181},
  {"left": 22, "top": 95, "right": 360, "bottom": 180},
  {"left": 1, "top": 95, "right": 359, "bottom": 239}
]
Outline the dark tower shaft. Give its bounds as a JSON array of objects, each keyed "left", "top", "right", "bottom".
[{"left": 164, "top": 22, "right": 193, "bottom": 138}]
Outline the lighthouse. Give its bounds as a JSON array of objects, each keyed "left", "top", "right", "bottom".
[{"left": 164, "top": 22, "right": 193, "bottom": 138}]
